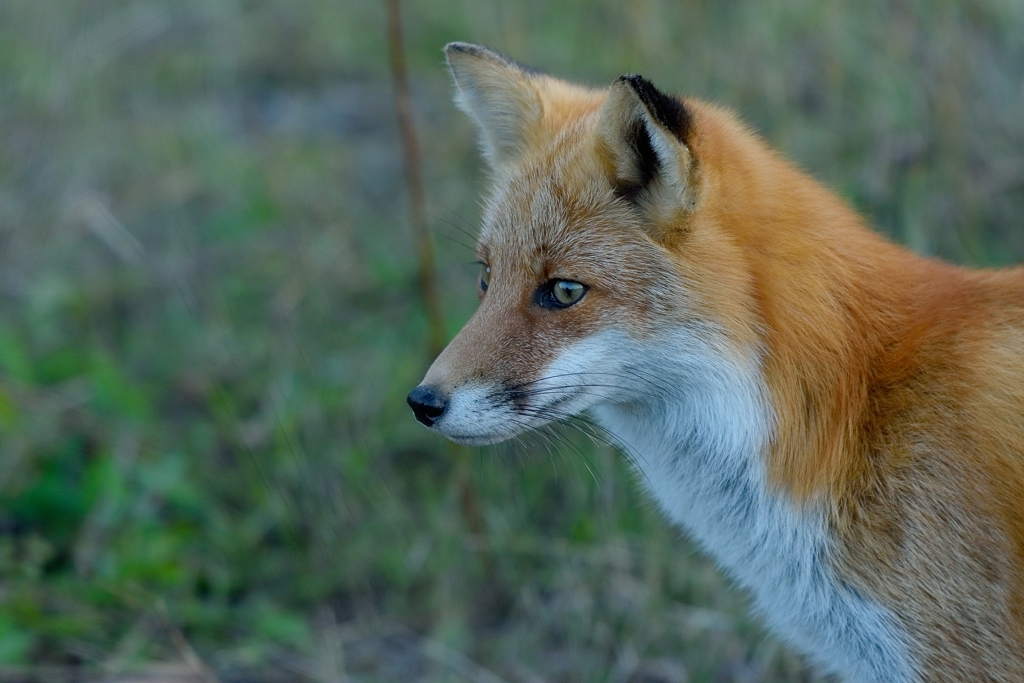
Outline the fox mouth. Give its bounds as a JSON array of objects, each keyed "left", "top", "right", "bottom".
[
  {"left": 435, "top": 410, "right": 556, "bottom": 445},
  {"left": 436, "top": 391, "right": 590, "bottom": 446},
  {"left": 438, "top": 431, "right": 512, "bottom": 446},
  {"left": 517, "top": 389, "right": 585, "bottom": 416},
  {"left": 433, "top": 418, "right": 538, "bottom": 446}
]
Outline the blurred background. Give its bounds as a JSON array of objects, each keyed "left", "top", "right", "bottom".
[{"left": 1, "top": 0, "right": 1023, "bottom": 681}]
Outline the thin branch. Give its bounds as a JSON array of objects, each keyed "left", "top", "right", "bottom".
[
  {"left": 386, "top": 0, "right": 446, "bottom": 358},
  {"left": 384, "top": 0, "right": 491, "bottom": 553}
]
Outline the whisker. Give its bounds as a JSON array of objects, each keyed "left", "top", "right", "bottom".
[
  {"left": 490, "top": 370, "right": 672, "bottom": 400},
  {"left": 428, "top": 214, "right": 478, "bottom": 247},
  {"left": 433, "top": 203, "right": 480, "bottom": 238},
  {"left": 429, "top": 227, "right": 477, "bottom": 253},
  {"left": 537, "top": 422, "right": 602, "bottom": 486},
  {"left": 514, "top": 404, "right": 653, "bottom": 487},
  {"left": 470, "top": 372, "right": 666, "bottom": 489},
  {"left": 500, "top": 383, "right": 661, "bottom": 402},
  {"left": 508, "top": 416, "right": 561, "bottom": 483}
]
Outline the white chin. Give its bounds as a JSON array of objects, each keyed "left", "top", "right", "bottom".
[{"left": 439, "top": 431, "right": 515, "bottom": 447}]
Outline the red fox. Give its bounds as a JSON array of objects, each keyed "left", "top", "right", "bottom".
[{"left": 407, "top": 42, "right": 1024, "bottom": 682}]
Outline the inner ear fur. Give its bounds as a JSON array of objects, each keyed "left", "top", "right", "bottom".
[
  {"left": 597, "top": 74, "right": 696, "bottom": 213},
  {"left": 445, "top": 42, "right": 543, "bottom": 168}
]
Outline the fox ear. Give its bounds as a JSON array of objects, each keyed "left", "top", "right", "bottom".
[
  {"left": 445, "top": 42, "right": 542, "bottom": 168},
  {"left": 597, "top": 74, "right": 695, "bottom": 211}
]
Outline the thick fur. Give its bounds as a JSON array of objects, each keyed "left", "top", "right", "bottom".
[{"left": 414, "top": 42, "right": 1024, "bottom": 681}]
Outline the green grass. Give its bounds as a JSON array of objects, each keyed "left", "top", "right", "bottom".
[{"left": 1, "top": 0, "right": 1023, "bottom": 681}]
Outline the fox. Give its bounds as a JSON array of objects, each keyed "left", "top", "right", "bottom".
[{"left": 407, "top": 42, "right": 1024, "bottom": 682}]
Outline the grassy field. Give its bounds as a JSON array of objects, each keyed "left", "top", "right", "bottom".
[{"left": 1, "top": 0, "right": 1023, "bottom": 681}]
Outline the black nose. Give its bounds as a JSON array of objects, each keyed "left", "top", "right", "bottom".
[{"left": 407, "top": 385, "right": 448, "bottom": 427}]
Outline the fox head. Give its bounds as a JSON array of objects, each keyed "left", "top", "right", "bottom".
[{"left": 407, "top": 42, "right": 778, "bottom": 450}]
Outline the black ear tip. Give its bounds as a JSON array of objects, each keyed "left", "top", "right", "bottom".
[
  {"left": 615, "top": 73, "right": 691, "bottom": 143},
  {"left": 617, "top": 73, "right": 650, "bottom": 87},
  {"left": 616, "top": 74, "right": 659, "bottom": 102}
]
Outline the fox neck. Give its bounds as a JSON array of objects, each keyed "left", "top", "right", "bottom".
[
  {"left": 589, "top": 332, "right": 915, "bottom": 682},
  {"left": 683, "top": 102, "right": 952, "bottom": 501},
  {"left": 592, "top": 329, "right": 804, "bottom": 586},
  {"left": 590, "top": 333, "right": 773, "bottom": 563}
]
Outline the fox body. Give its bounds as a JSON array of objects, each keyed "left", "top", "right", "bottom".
[{"left": 408, "top": 43, "right": 1024, "bottom": 682}]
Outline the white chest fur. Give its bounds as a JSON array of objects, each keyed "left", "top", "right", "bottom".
[{"left": 585, "top": 331, "right": 916, "bottom": 683}]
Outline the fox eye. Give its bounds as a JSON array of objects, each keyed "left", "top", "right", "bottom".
[
  {"left": 538, "top": 280, "right": 587, "bottom": 308},
  {"left": 553, "top": 281, "right": 586, "bottom": 305},
  {"left": 479, "top": 264, "right": 491, "bottom": 293}
]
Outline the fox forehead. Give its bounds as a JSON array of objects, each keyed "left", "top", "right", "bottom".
[
  {"left": 481, "top": 174, "right": 623, "bottom": 270},
  {"left": 478, "top": 134, "right": 679, "bottom": 296},
  {"left": 479, "top": 121, "right": 608, "bottom": 247}
]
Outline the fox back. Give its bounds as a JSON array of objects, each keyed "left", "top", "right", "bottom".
[{"left": 407, "top": 43, "right": 1024, "bottom": 682}]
